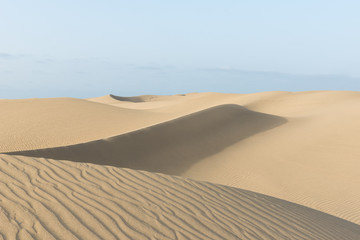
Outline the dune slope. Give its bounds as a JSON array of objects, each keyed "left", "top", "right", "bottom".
[
  {"left": 5, "top": 104, "right": 286, "bottom": 174},
  {"left": 0, "top": 97, "right": 166, "bottom": 152},
  {"left": 0, "top": 154, "right": 359, "bottom": 240}
]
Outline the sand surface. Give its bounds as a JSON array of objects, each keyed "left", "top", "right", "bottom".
[
  {"left": 1, "top": 91, "right": 360, "bottom": 239},
  {"left": 1, "top": 154, "right": 359, "bottom": 240}
]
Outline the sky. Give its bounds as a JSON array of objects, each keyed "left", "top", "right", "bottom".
[{"left": 1, "top": 0, "right": 360, "bottom": 98}]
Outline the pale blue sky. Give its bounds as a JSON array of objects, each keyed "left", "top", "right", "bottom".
[{"left": 1, "top": 1, "right": 360, "bottom": 98}]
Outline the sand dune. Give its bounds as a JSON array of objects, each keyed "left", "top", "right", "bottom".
[
  {"left": 88, "top": 92, "right": 243, "bottom": 111},
  {"left": 87, "top": 91, "right": 360, "bottom": 224},
  {"left": 90, "top": 93, "right": 184, "bottom": 103},
  {"left": 1, "top": 91, "right": 360, "bottom": 238},
  {"left": 0, "top": 97, "right": 165, "bottom": 152},
  {"left": 0, "top": 93, "right": 242, "bottom": 152},
  {"left": 6, "top": 104, "right": 286, "bottom": 174},
  {"left": 182, "top": 91, "right": 360, "bottom": 224},
  {"left": 0, "top": 154, "right": 359, "bottom": 240}
]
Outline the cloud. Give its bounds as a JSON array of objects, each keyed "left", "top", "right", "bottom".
[
  {"left": 36, "top": 58, "right": 55, "bottom": 64},
  {"left": 0, "top": 53, "right": 32, "bottom": 60},
  {"left": 201, "top": 67, "right": 360, "bottom": 80},
  {"left": 196, "top": 67, "right": 360, "bottom": 92},
  {"left": 135, "top": 65, "right": 175, "bottom": 71},
  {"left": 0, "top": 53, "right": 14, "bottom": 59}
]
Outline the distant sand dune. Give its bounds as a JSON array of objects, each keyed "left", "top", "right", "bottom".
[
  {"left": 88, "top": 92, "right": 243, "bottom": 110},
  {"left": 108, "top": 93, "right": 182, "bottom": 102},
  {"left": 91, "top": 93, "right": 182, "bottom": 103},
  {"left": 0, "top": 154, "right": 359, "bottom": 240},
  {"left": 5, "top": 104, "right": 286, "bottom": 175}
]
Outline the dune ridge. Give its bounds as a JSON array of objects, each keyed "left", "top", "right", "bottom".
[
  {"left": 0, "top": 154, "right": 359, "bottom": 240},
  {"left": 5, "top": 104, "right": 286, "bottom": 174}
]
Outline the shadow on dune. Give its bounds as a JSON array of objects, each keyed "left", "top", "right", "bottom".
[
  {"left": 6, "top": 104, "right": 287, "bottom": 175},
  {"left": 109, "top": 94, "right": 154, "bottom": 102}
]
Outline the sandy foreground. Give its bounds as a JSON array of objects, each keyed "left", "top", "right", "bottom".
[{"left": 1, "top": 91, "right": 360, "bottom": 239}]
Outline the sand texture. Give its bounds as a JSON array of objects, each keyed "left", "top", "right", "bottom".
[
  {"left": 0, "top": 154, "right": 359, "bottom": 240},
  {"left": 1, "top": 91, "right": 360, "bottom": 239}
]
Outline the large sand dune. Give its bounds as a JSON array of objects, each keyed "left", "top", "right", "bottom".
[
  {"left": 0, "top": 97, "right": 165, "bottom": 152},
  {"left": 0, "top": 154, "right": 359, "bottom": 240},
  {"left": 6, "top": 104, "right": 286, "bottom": 174},
  {"left": 1, "top": 91, "right": 360, "bottom": 238}
]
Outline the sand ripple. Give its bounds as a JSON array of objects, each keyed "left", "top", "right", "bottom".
[{"left": 0, "top": 154, "right": 359, "bottom": 240}]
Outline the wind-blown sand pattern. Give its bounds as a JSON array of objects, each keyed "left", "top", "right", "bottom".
[
  {"left": 1, "top": 91, "right": 360, "bottom": 239},
  {"left": 0, "top": 154, "right": 359, "bottom": 240}
]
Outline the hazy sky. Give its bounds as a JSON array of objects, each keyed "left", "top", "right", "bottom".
[{"left": 1, "top": 1, "right": 360, "bottom": 98}]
